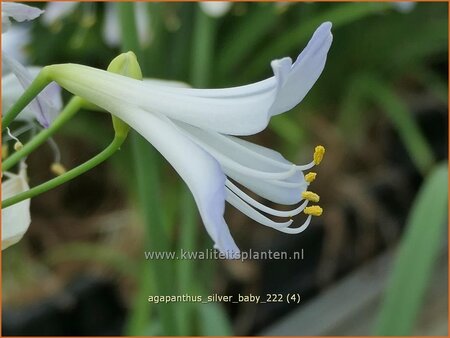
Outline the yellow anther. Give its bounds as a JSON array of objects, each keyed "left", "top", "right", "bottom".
[
  {"left": 313, "top": 145, "right": 325, "bottom": 165},
  {"left": 51, "top": 163, "right": 67, "bottom": 176},
  {"left": 14, "top": 141, "right": 23, "bottom": 151},
  {"left": 305, "top": 172, "right": 317, "bottom": 183},
  {"left": 2, "top": 145, "right": 9, "bottom": 160},
  {"left": 304, "top": 205, "right": 323, "bottom": 217},
  {"left": 302, "top": 191, "right": 320, "bottom": 203}
]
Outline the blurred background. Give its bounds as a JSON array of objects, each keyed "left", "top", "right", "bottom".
[{"left": 2, "top": 1, "right": 448, "bottom": 336}]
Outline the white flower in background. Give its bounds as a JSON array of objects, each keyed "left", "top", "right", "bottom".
[
  {"left": 40, "top": 1, "right": 78, "bottom": 26},
  {"left": 41, "top": 2, "right": 151, "bottom": 48},
  {"left": 2, "top": 25, "right": 30, "bottom": 64},
  {"left": 392, "top": 2, "right": 416, "bottom": 13},
  {"left": 2, "top": 2, "right": 62, "bottom": 128},
  {"left": 2, "top": 163, "right": 31, "bottom": 250},
  {"left": 199, "top": 2, "right": 232, "bottom": 18},
  {"left": 46, "top": 22, "right": 333, "bottom": 254},
  {"left": 103, "top": 2, "right": 151, "bottom": 48},
  {"left": 2, "top": 66, "right": 63, "bottom": 125},
  {"left": 2, "top": 2, "right": 40, "bottom": 64},
  {"left": 2, "top": 2, "right": 43, "bottom": 31}
]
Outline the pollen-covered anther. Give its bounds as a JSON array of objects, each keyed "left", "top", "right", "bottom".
[
  {"left": 313, "top": 145, "right": 325, "bottom": 165},
  {"left": 302, "top": 191, "right": 320, "bottom": 203},
  {"left": 304, "top": 172, "right": 317, "bottom": 183},
  {"left": 14, "top": 141, "right": 23, "bottom": 152},
  {"left": 304, "top": 205, "right": 323, "bottom": 217},
  {"left": 51, "top": 162, "right": 67, "bottom": 176}
]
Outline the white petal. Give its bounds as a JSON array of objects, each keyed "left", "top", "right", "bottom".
[
  {"left": 227, "top": 135, "right": 298, "bottom": 168},
  {"left": 48, "top": 22, "right": 332, "bottom": 136},
  {"left": 199, "top": 2, "right": 232, "bottom": 18},
  {"left": 172, "top": 119, "right": 306, "bottom": 204},
  {"left": 41, "top": 2, "right": 78, "bottom": 26},
  {"left": 177, "top": 127, "right": 297, "bottom": 181},
  {"left": 2, "top": 165, "right": 31, "bottom": 250},
  {"left": 143, "top": 78, "right": 190, "bottom": 89},
  {"left": 110, "top": 104, "right": 239, "bottom": 253},
  {"left": 2, "top": 70, "right": 34, "bottom": 122},
  {"left": 269, "top": 21, "right": 333, "bottom": 116},
  {"left": 176, "top": 122, "right": 293, "bottom": 172},
  {"left": 2, "top": 25, "right": 30, "bottom": 64},
  {"left": 2, "top": 59, "right": 62, "bottom": 127},
  {"left": 2, "top": 2, "right": 43, "bottom": 23},
  {"left": 48, "top": 64, "right": 276, "bottom": 135}
]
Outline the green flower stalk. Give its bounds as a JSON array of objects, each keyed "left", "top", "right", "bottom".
[{"left": 2, "top": 52, "right": 143, "bottom": 209}]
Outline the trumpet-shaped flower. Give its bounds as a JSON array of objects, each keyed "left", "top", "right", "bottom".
[
  {"left": 45, "top": 22, "right": 333, "bottom": 255},
  {"left": 2, "top": 163, "right": 31, "bottom": 250},
  {"left": 2, "top": 2, "right": 43, "bottom": 32},
  {"left": 2, "top": 2, "right": 62, "bottom": 128},
  {"left": 2, "top": 64, "right": 63, "bottom": 126}
]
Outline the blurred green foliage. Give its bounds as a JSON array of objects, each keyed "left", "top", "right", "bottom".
[{"left": 375, "top": 163, "right": 448, "bottom": 335}]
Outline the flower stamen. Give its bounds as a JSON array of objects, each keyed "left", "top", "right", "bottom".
[
  {"left": 226, "top": 179, "right": 308, "bottom": 218},
  {"left": 304, "top": 172, "right": 317, "bottom": 183},
  {"left": 302, "top": 190, "right": 320, "bottom": 203},
  {"left": 225, "top": 189, "right": 294, "bottom": 229},
  {"left": 296, "top": 145, "right": 326, "bottom": 171},
  {"left": 6, "top": 127, "right": 24, "bottom": 151},
  {"left": 277, "top": 215, "right": 312, "bottom": 234},
  {"left": 50, "top": 162, "right": 67, "bottom": 176},
  {"left": 304, "top": 205, "right": 323, "bottom": 216},
  {"left": 313, "top": 145, "right": 325, "bottom": 165}
]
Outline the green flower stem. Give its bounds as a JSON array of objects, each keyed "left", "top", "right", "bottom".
[
  {"left": 3, "top": 97, "right": 83, "bottom": 172},
  {"left": 2, "top": 69, "right": 52, "bottom": 131},
  {"left": 2, "top": 133, "right": 126, "bottom": 209}
]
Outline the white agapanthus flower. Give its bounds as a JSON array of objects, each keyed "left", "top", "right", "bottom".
[
  {"left": 199, "top": 2, "right": 232, "bottom": 18},
  {"left": 2, "top": 24, "right": 30, "bottom": 64},
  {"left": 392, "top": 2, "right": 416, "bottom": 13},
  {"left": 102, "top": 2, "right": 151, "bottom": 48},
  {"left": 2, "top": 163, "right": 31, "bottom": 250},
  {"left": 45, "top": 22, "right": 333, "bottom": 255},
  {"left": 2, "top": 66, "right": 63, "bottom": 125},
  {"left": 2, "top": 2, "right": 62, "bottom": 128},
  {"left": 2, "top": 2, "right": 43, "bottom": 32},
  {"left": 40, "top": 1, "right": 78, "bottom": 26},
  {"left": 1, "top": 3, "right": 61, "bottom": 250}
]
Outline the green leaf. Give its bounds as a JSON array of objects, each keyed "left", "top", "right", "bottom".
[
  {"left": 44, "top": 242, "right": 138, "bottom": 277},
  {"left": 216, "top": 3, "right": 277, "bottom": 79},
  {"left": 365, "top": 75, "right": 435, "bottom": 174},
  {"left": 374, "top": 163, "right": 448, "bottom": 335},
  {"left": 242, "top": 2, "right": 391, "bottom": 80},
  {"left": 269, "top": 114, "right": 305, "bottom": 145}
]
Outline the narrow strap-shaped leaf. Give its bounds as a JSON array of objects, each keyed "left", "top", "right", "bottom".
[{"left": 374, "top": 163, "right": 448, "bottom": 335}]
